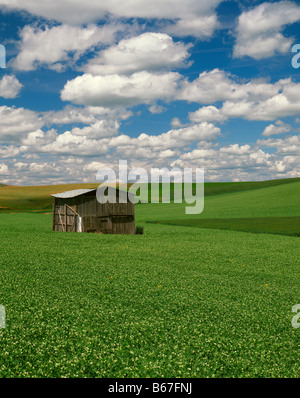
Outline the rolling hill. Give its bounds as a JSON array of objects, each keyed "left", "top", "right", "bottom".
[
  {"left": 1, "top": 177, "right": 300, "bottom": 213},
  {"left": 1, "top": 177, "right": 300, "bottom": 236}
]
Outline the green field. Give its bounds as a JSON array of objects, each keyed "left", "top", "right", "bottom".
[
  {"left": 0, "top": 179, "right": 299, "bottom": 377},
  {"left": 149, "top": 217, "right": 300, "bottom": 237}
]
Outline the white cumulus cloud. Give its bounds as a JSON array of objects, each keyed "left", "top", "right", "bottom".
[
  {"left": 0, "top": 106, "right": 43, "bottom": 144},
  {"left": 61, "top": 71, "right": 181, "bottom": 107},
  {"left": 0, "top": 0, "right": 222, "bottom": 38},
  {"left": 12, "top": 23, "right": 125, "bottom": 71},
  {"left": 84, "top": 32, "right": 191, "bottom": 75},
  {"left": 234, "top": 1, "right": 300, "bottom": 59},
  {"left": 262, "top": 120, "right": 291, "bottom": 137},
  {"left": 0, "top": 75, "right": 23, "bottom": 98}
]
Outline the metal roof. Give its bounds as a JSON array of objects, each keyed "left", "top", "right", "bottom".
[
  {"left": 51, "top": 188, "right": 96, "bottom": 198},
  {"left": 51, "top": 186, "right": 135, "bottom": 199}
]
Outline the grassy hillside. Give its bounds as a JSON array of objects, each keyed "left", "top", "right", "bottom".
[
  {"left": 154, "top": 217, "right": 300, "bottom": 237},
  {"left": 1, "top": 177, "right": 300, "bottom": 213},
  {"left": 1, "top": 177, "right": 300, "bottom": 236},
  {"left": 0, "top": 183, "right": 99, "bottom": 212},
  {"left": 137, "top": 180, "right": 300, "bottom": 220},
  {"left": 170, "top": 177, "right": 300, "bottom": 198},
  {"left": 137, "top": 180, "right": 300, "bottom": 237}
]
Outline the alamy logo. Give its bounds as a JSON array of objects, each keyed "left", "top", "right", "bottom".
[
  {"left": 0, "top": 305, "right": 5, "bottom": 328},
  {"left": 0, "top": 44, "right": 6, "bottom": 68},
  {"left": 291, "top": 304, "right": 300, "bottom": 329},
  {"left": 96, "top": 160, "right": 204, "bottom": 215},
  {"left": 291, "top": 44, "right": 300, "bottom": 69}
]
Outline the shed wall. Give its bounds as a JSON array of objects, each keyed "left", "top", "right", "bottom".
[{"left": 52, "top": 191, "right": 135, "bottom": 234}]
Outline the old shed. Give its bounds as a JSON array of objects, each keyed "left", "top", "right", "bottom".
[{"left": 52, "top": 187, "right": 135, "bottom": 234}]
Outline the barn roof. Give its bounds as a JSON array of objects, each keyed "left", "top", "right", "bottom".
[
  {"left": 51, "top": 186, "right": 135, "bottom": 199},
  {"left": 51, "top": 188, "right": 96, "bottom": 198}
]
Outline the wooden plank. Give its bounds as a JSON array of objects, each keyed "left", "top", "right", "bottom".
[
  {"left": 64, "top": 204, "right": 67, "bottom": 231},
  {"left": 58, "top": 209, "right": 65, "bottom": 232}
]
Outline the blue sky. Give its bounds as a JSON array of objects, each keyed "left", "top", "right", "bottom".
[{"left": 0, "top": 0, "right": 299, "bottom": 185}]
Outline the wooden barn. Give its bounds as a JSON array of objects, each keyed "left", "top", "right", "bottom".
[{"left": 52, "top": 187, "right": 135, "bottom": 234}]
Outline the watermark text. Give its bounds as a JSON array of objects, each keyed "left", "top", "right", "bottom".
[
  {"left": 0, "top": 305, "right": 5, "bottom": 328},
  {"left": 292, "top": 304, "right": 300, "bottom": 329},
  {"left": 96, "top": 160, "right": 204, "bottom": 215},
  {"left": 291, "top": 44, "right": 300, "bottom": 69}
]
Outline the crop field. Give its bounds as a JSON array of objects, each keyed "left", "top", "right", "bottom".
[{"left": 0, "top": 179, "right": 299, "bottom": 377}]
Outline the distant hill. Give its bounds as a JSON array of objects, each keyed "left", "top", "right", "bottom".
[
  {"left": 0, "top": 183, "right": 99, "bottom": 212},
  {"left": 1, "top": 177, "right": 300, "bottom": 213},
  {"left": 139, "top": 178, "right": 300, "bottom": 237}
]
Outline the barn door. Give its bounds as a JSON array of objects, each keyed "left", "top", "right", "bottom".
[{"left": 66, "top": 205, "right": 77, "bottom": 232}]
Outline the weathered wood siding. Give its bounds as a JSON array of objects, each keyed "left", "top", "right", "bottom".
[{"left": 52, "top": 190, "right": 135, "bottom": 234}]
